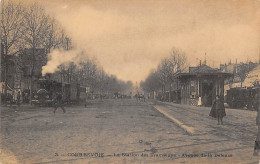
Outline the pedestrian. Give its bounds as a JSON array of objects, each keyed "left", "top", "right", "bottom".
[
  {"left": 22, "top": 91, "right": 25, "bottom": 103},
  {"left": 253, "top": 92, "right": 260, "bottom": 156},
  {"left": 209, "top": 97, "right": 217, "bottom": 118},
  {"left": 198, "top": 96, "right": 202, "bottom": 106},
  {"left": 53, "top": 92, "right": 66, "bottom": 114},
  {"left": 213, "top": 95, "right": 226, "bottom": 125},
  {"left": 6, "top": 93, "right": 13, "bottom": 106},
  {"left": 203, "top": 94, "right": 208, "bottom": 106}
]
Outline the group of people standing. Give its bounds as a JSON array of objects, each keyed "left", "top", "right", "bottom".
[{"left": 4, "top": 91, "right": 22, "bottom": 107}]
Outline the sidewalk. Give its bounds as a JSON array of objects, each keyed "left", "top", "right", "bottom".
[
  {"left": 148, "top": 100, "right": 257, "bottom": 140},
  {"left": 147, "top": 100, "right": 260, "bottom": 163}
]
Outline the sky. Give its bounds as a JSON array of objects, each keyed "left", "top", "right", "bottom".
[{"left": 38, "top": 0, "right": 260, "bottom": 82}]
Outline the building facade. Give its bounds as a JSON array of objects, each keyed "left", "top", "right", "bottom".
[
  {"left": 176, "top": 65, "right": 232, "bottom": 107},
  {"left": 19, "top": 48, "right": 47, "bottom": 93}
]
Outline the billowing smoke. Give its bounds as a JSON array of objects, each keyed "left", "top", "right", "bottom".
[
  {"left": 41, "top": 0, "right": 260, "bottom": 82},
  {"left": 42, "top": 49, "right": 86, "bottom": 76}
]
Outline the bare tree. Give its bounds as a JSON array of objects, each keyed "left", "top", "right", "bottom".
[
  {"left": 69, "top": 59, "right": 132, "bottom": 99},
  {"left": 170, "top": 48, "right": 187, "bottom": 74},
  {"left": 140, "top": 70, "right": 161, "bottom": 98},
  {"left": 149, "top": 48, "right": 187, "bottom": 102},
  {"left": 44, "top": 24, "right": 71, "bottom": 51},
  {"left": 43, "top": 17, "right": 57, "bottom": 54},
  {"left": 157, "top": 58, "right": 171, "bottom": 101},
  {"left": 22, "top": 2, "right": 50, "bottom": 103},
  {"left": 167, "top": 48, "right": 187, "bottom": 102},
  {"left": 1, "top": 0, "right": 24, "bottom": 102}
]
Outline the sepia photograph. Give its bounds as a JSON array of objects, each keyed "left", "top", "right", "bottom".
[{"left": 0, "top": 0, "right": 260, "bottom": 163}]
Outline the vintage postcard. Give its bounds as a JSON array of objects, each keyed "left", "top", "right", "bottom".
[{"left": 0, "top": 0, "right": 260, "bottom": 163}]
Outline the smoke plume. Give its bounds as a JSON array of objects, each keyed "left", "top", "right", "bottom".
[
  {"left": 42, "top": 49, "right": 86, "bottom": 76},
  {"left": 41, "top": 0, "right": 260, "bottom": 82}
]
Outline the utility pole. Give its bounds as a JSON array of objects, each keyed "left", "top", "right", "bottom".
[
  {"left": 66, "top": 37, "right": 70, "bottom": 83},
  {"left": 205, "top": 53, "right": 207, "bottom": 65},
  {"left": 101, "top": 67, "right": 103, "bottom": 97},
  {"left": 135, "top": 81, "right": 138, "bottom": 94},
  {"left": 100, "top": 67, "right": 104, "bottom": 100}
]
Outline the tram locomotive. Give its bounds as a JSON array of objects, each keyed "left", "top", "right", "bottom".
[
  {"left": 226, "top": 86, "right": 260, "bottom": 110},
  {"left": 32, "top": 79, "right": 86, "bottom": 106}
]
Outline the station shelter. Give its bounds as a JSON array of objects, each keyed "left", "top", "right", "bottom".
[{"left": 176, "top": 65, "right": 232, "bottom": 107}]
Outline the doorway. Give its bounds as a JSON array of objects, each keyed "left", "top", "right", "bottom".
[{"left": 201, "top": 82, "right": 214, "bottom": 107}]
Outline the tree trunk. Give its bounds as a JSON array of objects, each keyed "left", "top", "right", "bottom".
[
  {"left": 169, "top": 82, "right": 171, "bottom": 102},
  {"left": 4, "top": 48, "right": 8, "bottom": 105},
  {"left": 163, "top": 84, "right": 166, "bottom": 102},
  {"left": 29, "top": 47, "right": 36, "bottom": 105}
]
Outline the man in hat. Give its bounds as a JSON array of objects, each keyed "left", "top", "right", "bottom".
[{"left": 53, "top": 92, "right": 66, "bottom": 114}]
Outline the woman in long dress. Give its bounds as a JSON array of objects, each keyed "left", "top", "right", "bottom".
[
  {"left": 210, "top": 95, "right": 226, "bottom": 125},
  {"left": 209, "top": 98, "right": 217, "bottom": 118}
]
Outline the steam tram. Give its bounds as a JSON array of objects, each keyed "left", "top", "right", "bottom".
[
  {"left": 32, "top": 79, "right": 87, "bottom": 106},
  {"left": 226, "top": 86, "right": 260, "bottom": 110}
]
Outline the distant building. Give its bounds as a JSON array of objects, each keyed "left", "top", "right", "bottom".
[
  {"left": 220, "top": 61, "right": 259, "bottom": 90},
  {"left": 176, "top": 64, "right": 232, "bottom": 107},
  {"left": 1, "top": 43, "right": 19, "bottom": 94},
  {"left": 220, "top": 62, "right": 237, "bottom": 74},
  {"left": 19, "top": 48, "right": 47, "bottom": 93},
  {"left": 243, "top": 65, "right": 260, "bottom": 87}
]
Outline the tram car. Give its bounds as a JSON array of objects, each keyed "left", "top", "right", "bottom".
[
  {"left": 32, "top": 79, "right": 87, "bottom": 106},
  {"left": 226, "top": 87, "right": 260, "bottom": 110}
]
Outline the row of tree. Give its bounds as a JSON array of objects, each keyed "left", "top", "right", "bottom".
[
  {"left": 141, "top": 48, "right": 259, "bottom": 101},
  {"left": 51, "top": 60, "right": 133, "bottom": 98},
  {"left": 1, "top": 0, "right": 133, "bottom": 102},
  {"left": 140, "top": 48, "right": 188, "bottom": 101},
  {"left": 1, "top": 1, "right": 71, "bottom": 98}
]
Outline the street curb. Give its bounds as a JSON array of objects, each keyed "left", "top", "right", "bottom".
[{"left": 153, "top": 105, "right": 195, "bottom": 135}]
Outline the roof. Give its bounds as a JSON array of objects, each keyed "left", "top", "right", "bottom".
[
  {"left": 243, "top": 64, "right": 260, "bottom": 87},
  {"left": 176, "top": 72, "right": 233, "bottom": 78},
  {"left": 176, "top": 64, "right": 233, "bottom": 79},
  {"left": 189, "top": 64, "right": 219, "bottom": 73}
]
